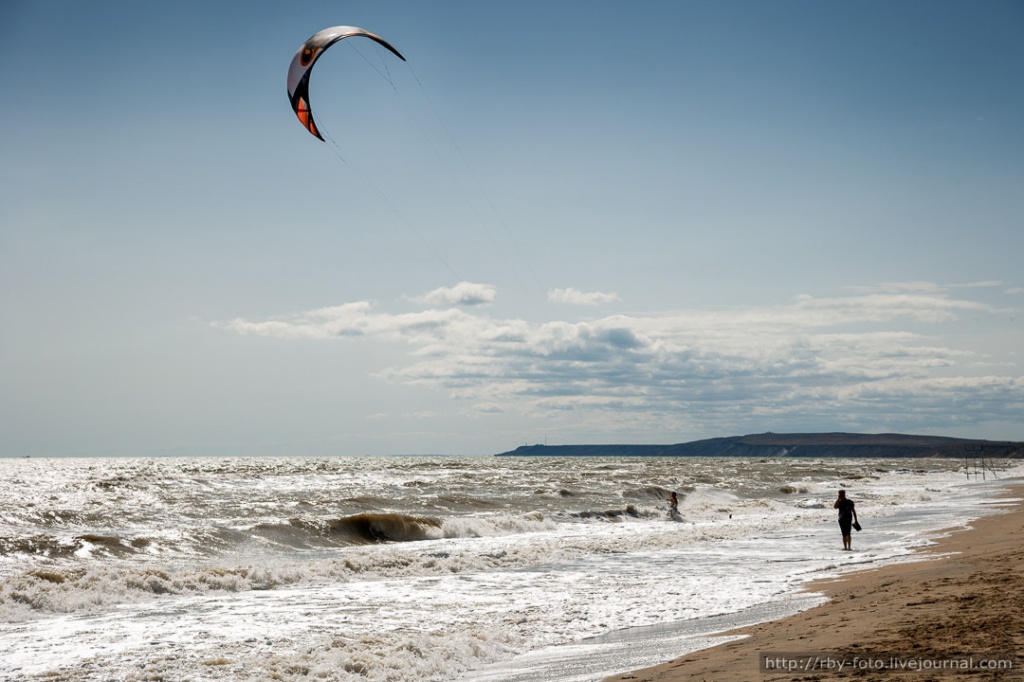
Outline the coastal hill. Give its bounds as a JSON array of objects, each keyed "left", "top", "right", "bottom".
[{"left": 495, "top": 433, "right": 1024, "bottom": 458}]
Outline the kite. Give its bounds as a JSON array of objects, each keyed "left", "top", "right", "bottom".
[{"left": 286, "top": 26, "right": 406, "bottom": 141}]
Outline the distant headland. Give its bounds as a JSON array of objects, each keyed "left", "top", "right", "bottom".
[{"left": 494, "top": 433, "right": 1024, "bottom": 458}]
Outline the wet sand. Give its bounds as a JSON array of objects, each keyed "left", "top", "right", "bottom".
[{"left": 605, "top": 485, "right": 1024, "bottom": 681}]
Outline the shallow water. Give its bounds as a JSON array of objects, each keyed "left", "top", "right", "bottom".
[{"left": 1, "top": 455, "right": 1017, "bottom": 681}]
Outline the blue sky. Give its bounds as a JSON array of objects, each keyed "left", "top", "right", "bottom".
[{"left": 2, "top": 1, "right": 1022, "bottom": 456}]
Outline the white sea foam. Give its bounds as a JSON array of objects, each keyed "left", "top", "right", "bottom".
[{"left": 0, "top": 456, "right": 1019, "bottom": 681}]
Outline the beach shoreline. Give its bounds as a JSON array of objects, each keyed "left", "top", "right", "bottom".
[{"left": 604, "top": 483, "right": 1024, "bottom": 682}]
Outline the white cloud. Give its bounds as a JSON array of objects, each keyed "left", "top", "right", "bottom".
[
  {"left": 412, "top": 281, "right": 496, "bottom": 307},
  {"left": 215, "top": 284, "right": 1022, "bottom": 437},
  {"left": 214, "top": 302, "right": 464, "bottom": 341},
  {"left": 848, "top": 281, "right": 942, "bottom": 294},
  {"left": 548, "top": 288, "right": 620, "bottom": 306},
  {"left": 955, "top": 280, "right": 1003, "bottom": 289}
]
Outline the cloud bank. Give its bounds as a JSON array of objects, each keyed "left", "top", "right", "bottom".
[
  {"left": 548, "top": 288, "right": 620, "bottom": 306},
  {"left": 216, "top": 283, "right": 1022, "bottom": 437},
  {"left": 411, "top": 282, "right": 497, "bottom": 307}
]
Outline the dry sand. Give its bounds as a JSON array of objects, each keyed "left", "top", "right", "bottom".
[{"left": 605, "top": 484, "right": 1024, "bottom": 681}]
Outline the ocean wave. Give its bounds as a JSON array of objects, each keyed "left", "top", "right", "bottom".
[
  {"left": 0, "top": 481, "right": 962, "bottom": 626},
  {"left": 569, "top": 505, "right": 642, "bottom": 521},
  {"left": 0, "top": 562, "right": 299, "bottom": 620},
  {"left": 0, "top": 510, "right": 670, "bottom": 620},
  {"left": 0, "top": 532, "right": 154, "bottom": 561},
  {"left": 330, "top": 513, "right": 442, "bottom": 543},
  {"left": 253, "top": 513, "right": 443, "bottom": 548},
  {"left": 250, "top": 510, "right": 562, "bottom": 550},
  {"left": 625, "top": 484, "right": 676, "bottom": 500},
  {"left": 439, "top": 511, "right": 555, "bottom": 538},
  {"left": 0, "top": 534, "right": 81, "bottom": 561}
]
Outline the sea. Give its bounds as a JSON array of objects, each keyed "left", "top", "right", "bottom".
[{"left": 0, "top": 455, "right": 1019, "bottom": 682}]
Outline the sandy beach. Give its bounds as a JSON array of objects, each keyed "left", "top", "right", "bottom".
[{"left": 605, "top": 484, "right": 1024, "bottom": 682}]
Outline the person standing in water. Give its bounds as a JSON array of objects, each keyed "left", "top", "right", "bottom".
[
  {"left": 668, "top": 491, "right": 679, "bottom": 520},
  {"left": 834, "top": 489, "right": 858, "bottom": 550}
]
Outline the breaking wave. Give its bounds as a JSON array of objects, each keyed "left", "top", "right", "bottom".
[{"left": 254, "top": 513, "right": 442, "bottom": 547}]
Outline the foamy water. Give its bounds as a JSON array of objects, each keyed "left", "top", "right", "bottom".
[{"left": 1, "top": 455, "right": 1018, "bottom": 681}]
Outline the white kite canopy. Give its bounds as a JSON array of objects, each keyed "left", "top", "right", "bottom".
[{"left": 286, "top": 25, "right": 406, "bottom": 141}]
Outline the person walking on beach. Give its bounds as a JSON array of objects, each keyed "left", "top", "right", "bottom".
[{"left": 834, "top": 489, "right": 858, "bottom": 550}]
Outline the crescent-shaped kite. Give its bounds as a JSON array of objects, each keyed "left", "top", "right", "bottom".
[{"left": 287, "top": 26, "right": 406, "bottom": 141}]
